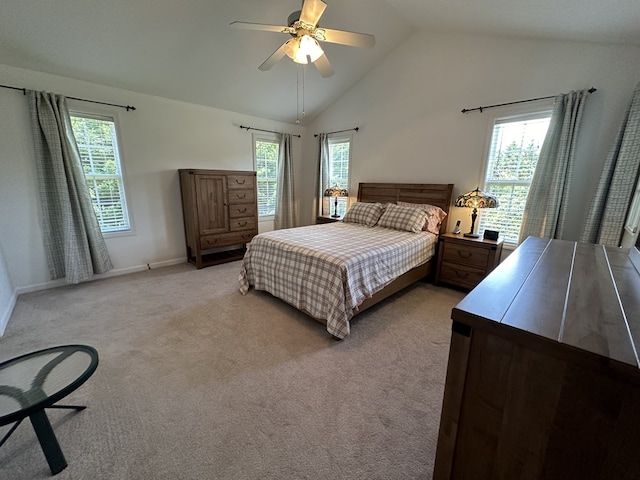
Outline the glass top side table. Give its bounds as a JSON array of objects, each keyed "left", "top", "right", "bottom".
[{"left": 0, "top": 344, "right": 99, "bottom": 475}]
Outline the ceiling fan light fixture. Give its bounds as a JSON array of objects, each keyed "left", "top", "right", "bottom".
[{"left": 284, "top": 35, "right": 324, "bottom": 64}]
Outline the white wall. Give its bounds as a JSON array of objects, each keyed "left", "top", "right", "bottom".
[
  {"left": 0, "top": 240, "right": 16, "bottom": 334},
  {"left": 301, "top": 31, "right": 640, "bottom": 238},
  {"left": 0, "top": 64, "right": 305, "bottom": 294}
]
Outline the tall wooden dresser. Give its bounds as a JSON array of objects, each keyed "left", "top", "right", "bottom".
[
  {"left": 433, "top": 236, "right": 640, "bottom": 480},
  {"left": 179, "top": 169, "right": 258, "bottom": 268}
]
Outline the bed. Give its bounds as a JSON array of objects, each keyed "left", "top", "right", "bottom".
[{"left": 239, "top": 182, "right": 454, "bottom": 339}]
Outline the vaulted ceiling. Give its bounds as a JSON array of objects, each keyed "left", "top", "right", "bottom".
[{"left": 1, "top": 0, "right": 639, "bottom": 125}]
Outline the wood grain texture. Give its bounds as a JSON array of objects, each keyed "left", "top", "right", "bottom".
[
  {"left": 435, "top": 239, "right": 640, "bottom": 479},
  {"left": 357, "top": 182, "right": 454, "bottom": 232}
]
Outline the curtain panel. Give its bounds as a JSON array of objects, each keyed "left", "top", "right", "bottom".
[
  {"left": 274, "top": 133, "right": 296, "bottom": 230},
  {"left": 519, "top": 89, "right": 590, "bottom": 242},
  {"left": 28, "top": 90, "right": 113, "bottom": 284},
  {"left": 315, "top": 133, "right": 330, "bottom": 216},
  {"left": 580, "top": 81, "right": 640, "bottom": 246}
]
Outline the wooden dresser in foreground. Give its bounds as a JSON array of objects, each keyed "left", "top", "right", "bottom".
[
  {"left": 434, "top": 236, "right": 640, "bottom": 480},
  {"left": 179, "top": 169, "right": 258, "bottom": 268}
]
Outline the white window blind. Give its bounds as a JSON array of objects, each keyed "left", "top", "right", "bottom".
[
  {"left": 71, "top": 114, "right": 130, "bottom": 233},
  {"left": 478, "top": 113, "right": 551, "bottom": 244},
  {"left": 328, "top": 137, "right": 351, "bottom": 216},
  {"left": 254, "top": 138, "right": 279, "bottom": 217}
]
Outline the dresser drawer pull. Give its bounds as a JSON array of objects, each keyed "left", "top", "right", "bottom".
[
  {"left": 235, "top": 193, "right": 247, "bottom": 199},
  {"left": 237, "top": 207, "right": 247, "bottom": 213},
  {"left": 457, "top": 251, "right": 472, "bottom": 259},
  {"left": 455, "top": 270, "right": 469, "bottom": 278},
  {"left": 235, "top": 178, "right": 246, "bottom": 185},
  {"left": 237, "top": 221, "right": 248, "bottom": 227}
]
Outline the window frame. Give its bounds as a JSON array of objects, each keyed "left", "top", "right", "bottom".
[
  {"left": 252, "top": 133, "right": 280, "bottom": 219},
  {"left": 325, "top": 134, "right": 352, "bottom": 217},
  {"left": 70, "top": 110, "right": 133, "bottom": 237},
  {"left": 477, "top": 108, "right": 553, "bottom": 246}
]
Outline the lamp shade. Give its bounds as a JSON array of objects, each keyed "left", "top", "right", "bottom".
[
  {"left": 324, "top": 185, "right": 348, "bottom": 197},
  {"left": 455, "top": 187, "right": 499, "bottom": 209},
  {"left": 455, "top": 187, "right": 498, "bottom": 238},
  {"left": 284, "top": 35, "right": 324, "bottom": 64}
]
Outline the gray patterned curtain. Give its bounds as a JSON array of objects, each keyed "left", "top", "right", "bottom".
[
  {"left": 273, "top": 133, "right": 296, "bottom": 230},
  {"left": 28, "top": 90, "right": 113, "bottom": 284},
  {"left": 315, "top": 133, "right": 330, "bottom": 216},
  {"left": 519, "top": 89, "right": 591, "bottom": 242},
  {"left": 580, "top": 81, "right": 640, "bottom": 246}
]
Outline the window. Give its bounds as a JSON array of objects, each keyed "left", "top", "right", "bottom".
[
  {"left": 477, "top": 112, "right": 551, "bottom": 244},
  {"left": 327, "top": 136, "right": 352, "bottom": 216},
  {"left": 254, "top": 136, "right": 279, "bottom": 217},
  {"left": 70, "top": 114, "right": 130, "bottom": 233}
]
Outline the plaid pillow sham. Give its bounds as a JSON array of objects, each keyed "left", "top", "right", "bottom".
[
  {"left": 342, "top": 202, "right": 385, "bottom": 227},
  {"left": 377, "top": 203, "right": 429, "bottom": 233},
  {"left": 397, "top": 201, "right": 447, "bottom": 234}
]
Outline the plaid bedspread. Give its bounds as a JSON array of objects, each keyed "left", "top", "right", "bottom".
[{"left": 238, "top": 222, "right": 437, "bottom": 338}]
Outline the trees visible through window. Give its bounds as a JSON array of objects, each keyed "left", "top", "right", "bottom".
[
  {"left": 477, "top": 113, "right": 551, "bottom": 244},
  {"left": 254, "top": 138, "right": 279, "bottom": 217},
  {"left": 328, "top": 137, "right": 351, "bottom": 216},
  {"left": 70, "top": 114, "right": 130, "bottom": 233}
]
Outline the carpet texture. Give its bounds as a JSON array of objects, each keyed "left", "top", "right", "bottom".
[{"left": 0, "top": 261, "right": 464, "bottom": 479}]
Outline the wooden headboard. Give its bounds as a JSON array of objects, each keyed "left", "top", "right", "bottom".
[{"left": 357, "top": 182, "right": 454, "bottom": 232}]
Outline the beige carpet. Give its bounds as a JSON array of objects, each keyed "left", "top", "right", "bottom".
[{"left": 0, "top": 261, "right": 464, "bottom": 480}]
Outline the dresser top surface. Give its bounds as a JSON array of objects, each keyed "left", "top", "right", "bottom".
[{"left": 453, "top": 236, "right": 640, "bottom": 369}]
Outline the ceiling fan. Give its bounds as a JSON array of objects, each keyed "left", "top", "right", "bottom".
[{"left": 230, "top": 0, "right": 375, "bottom": 78}]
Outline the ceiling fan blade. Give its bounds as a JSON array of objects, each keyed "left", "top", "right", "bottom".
[
  {"left": 300, "top": 0, "right": 327, "bottom": 27},
  {"left": 230, "top": 21, "right": 289, "bottom": 33},
  {"left": 320, "top": 28, "right": 375, "bottom": 48},
  {"left": 314, "top": 53, "right": 334, "bottom": 78},
  {"left": 258, "top": 42, "right": 288, "bottom": 71}
]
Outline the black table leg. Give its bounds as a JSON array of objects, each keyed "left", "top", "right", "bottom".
[{"left": 29, "top": 409, "right": 67, "bottom": 475}]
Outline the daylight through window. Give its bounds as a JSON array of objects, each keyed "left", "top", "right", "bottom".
[
  {"left": 477, "top": 113, "right": 551, "bottom": 244},
  {"left": 71, "top": 114, "right": 130, "bottom": 233},
  {"left": 254, "top": 138, "right": 279, "bottom": 217},
  {"left": 328, "top": 137, "right": 351, "bottom": 217}
]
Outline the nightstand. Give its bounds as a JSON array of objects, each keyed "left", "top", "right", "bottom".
[
  {"left": 316, "top": 215, "right": 342, "bottom": 224},
  {"left": 435, "top": 233, "right": 504, "bottom": 290}
]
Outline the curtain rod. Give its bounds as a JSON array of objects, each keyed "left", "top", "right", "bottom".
[
  {"left": 461, "top": 87, "right": 597, "bottom": 114},
  {"left": 239, "top": 125, "right": 301, "bottom": 138},
  {"left": 0, "top": 83, "right": 136, "bottom": 111},
  {"left": 314, "top": 127, "right": 359, "bottom": 137}
]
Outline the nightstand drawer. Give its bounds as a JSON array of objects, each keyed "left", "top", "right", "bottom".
[
  {"left": 442, "top": 242, "right": 490, "bottom": 268},
  {"left": 439, "top": 262, "right": 487, "bottom": 289}
]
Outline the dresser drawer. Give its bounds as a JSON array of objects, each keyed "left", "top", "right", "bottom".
[
  {"left": 227, "top": 175, "right": 255, "bottom": 190},
  {"left": 442, "top": 242, "right": 490, "bottom": 268},
  {"left": 229, "top": 204, "right": 257, "bottom": 218},
  {"left": 200, "top": 231, "right": 255, "bottom": 250},
  {"left": 228, "top": 189, "right": 255, "bottom": 204},
  {"left": 439, "top": 262, "right": 487, "bottom": 289},
  {"left": 229, "top": 216, "right": 257, "bottom": 232}
]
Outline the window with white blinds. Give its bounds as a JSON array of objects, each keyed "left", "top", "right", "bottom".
[
  {"left": 477, "top": 112, "right": 551, "bottom": 244},
  {"left": 70, "top": 114, "right": 130, "bottom": 233},
  {"left": 254, "top": 137, "right": 279, "bottom": 217},
  {"left": 327, "top": 136, "right": 351, "bottom": 216}
]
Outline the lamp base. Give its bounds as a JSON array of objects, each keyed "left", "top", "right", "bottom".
[
  {"left": 463, "top": 233, "right": 481, "bottom": 238},
  {"left": 331, "top": 214, "right": 340, "bottom": 218}
]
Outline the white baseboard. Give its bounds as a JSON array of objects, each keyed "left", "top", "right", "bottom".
[
  {"left": 15, "top": 257, "right": 187, "bottom": 295},
  {"left": 0, "top": 290, "right": 17, "bottom": 336}
]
